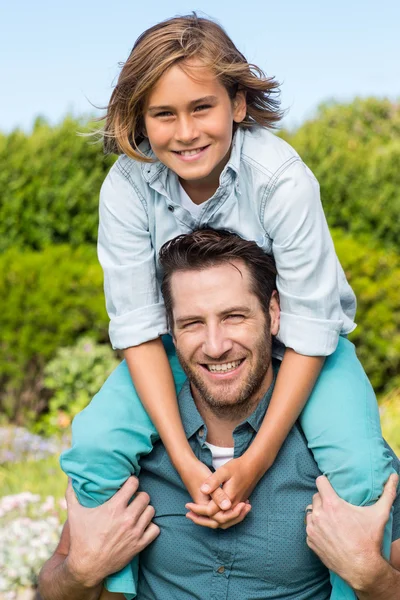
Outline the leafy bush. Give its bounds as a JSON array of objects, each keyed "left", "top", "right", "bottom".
[
  {"left": 38, "top": 337, "right": 119, "bottom": 435},
  {"left": 281, "top": 98, "right": 400, "bottom": 248},
  {"left": 0, "top": 245, "right": 108, "bottom": 422},
  {"left": 380, "top": 388, "right": 400, "bottom": 456},
  {"left": 0, "top": 116, "right": 115, "bottom": 252},
  {"left": 333, "top": 229, "right": 400, "bottom": 394}
]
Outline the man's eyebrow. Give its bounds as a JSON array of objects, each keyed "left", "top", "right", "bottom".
[
  {"left": 147, "top": 95, "right": 218, "bottom": 113},
  {"left": 175, "top": 306, "right": 251, "bottom": 326}
]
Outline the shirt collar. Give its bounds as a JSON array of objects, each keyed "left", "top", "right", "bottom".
[
  {"left": 140, "top": 128, "right": 244, "bottom": 185},
  {"left": 177, "top": 362, "right": 278, "bottom": 440}
]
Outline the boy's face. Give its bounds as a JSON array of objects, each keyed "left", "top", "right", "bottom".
[{"left": 143, "top": 59, "right": 246, "bottom": 195}]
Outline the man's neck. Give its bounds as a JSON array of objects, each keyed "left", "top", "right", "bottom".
[{"left": 191, "top": 367, "right": 274, "bottom": 447}]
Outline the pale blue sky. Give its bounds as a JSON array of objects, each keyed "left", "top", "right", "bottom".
[{"left": 1, "top": 0, "right": 399, "bottom": 132}]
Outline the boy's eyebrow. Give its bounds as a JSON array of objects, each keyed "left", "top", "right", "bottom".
[{"left": 147, "top": 95, "right": 218, "bottom": 113}]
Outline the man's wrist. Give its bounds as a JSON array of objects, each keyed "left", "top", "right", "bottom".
[
  {"left": 64, "top": 554, "right": 104, "bottom": 590},
  {"left": 350, "top": 553, "right": 390, "bottom": 595}
]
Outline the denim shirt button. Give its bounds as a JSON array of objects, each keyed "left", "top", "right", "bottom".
[{"left": 168, "top": 205, "right": 175, "bottom": 212}]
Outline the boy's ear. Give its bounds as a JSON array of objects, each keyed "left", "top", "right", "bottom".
[{"left": 233, "top": 90, "right": 247, "bottom": 124}]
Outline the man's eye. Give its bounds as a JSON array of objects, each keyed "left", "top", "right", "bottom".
[
  {"left": 183, "top": 321, "right": 201, "bottom": 328},
  {"left": 226, "top": 314, "right": 245, "bottom": 321}
]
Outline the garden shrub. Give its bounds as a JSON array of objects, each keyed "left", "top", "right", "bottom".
[
  {"left": 333, "top": 229, "right": 400, "bottom": 394},
  {"left": 0, "top": 245, "right": 108, "bottom": 422},
  {"left": 281, "top": 98, "right": 400, "bottom": 248},
  {"left": 0, "top": 116, "right": 115, "bottom": 252},
  {"left": 38, "top": 337, "right": 119, "bottom": 436}
]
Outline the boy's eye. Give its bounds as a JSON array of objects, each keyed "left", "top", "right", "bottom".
[
  {"left": 155, "top": 111, "right": 173, "bottom": 118},
  {"left": 194, "top": 104, "right": 211, "bottom": 112}
]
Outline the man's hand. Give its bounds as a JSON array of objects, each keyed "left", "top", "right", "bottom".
[
  {"left": 305, "top": 473, "right": 398, "bottom": 591},
  {"left": 66, "top": 477, "right": 160, "bottom": 587}
]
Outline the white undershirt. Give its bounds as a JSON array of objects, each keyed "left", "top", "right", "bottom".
[
  {"left": 204, "top": 441, "right": 234, "bottom": 470},
  {"left": 178, "top": 183, "right": 204, "bottom": 218}
]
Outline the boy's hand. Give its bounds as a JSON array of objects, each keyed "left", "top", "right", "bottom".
[{"left": 184, "top": 456, "right": 258, "bottom": 529}]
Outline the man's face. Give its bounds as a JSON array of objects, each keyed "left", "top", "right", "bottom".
[{"left": 171, "top": 260, "right": 280, "bottom": 417}]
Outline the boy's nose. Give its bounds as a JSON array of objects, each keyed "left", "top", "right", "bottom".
[{"left": 175, "top": 116, "right": 199, "bottom": 144}]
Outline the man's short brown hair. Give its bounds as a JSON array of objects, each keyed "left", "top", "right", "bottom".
[{"left": 159, "top": 229, "right": 277, "bottom": 330}]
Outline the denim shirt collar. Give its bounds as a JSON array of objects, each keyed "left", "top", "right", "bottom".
[
  {"left": 140, "top": 128, "right": 244, "bottom": 188},
  {"left": 177, "top": 364, "right": 277, "bottom": 440}
]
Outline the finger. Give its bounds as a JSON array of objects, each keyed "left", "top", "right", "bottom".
[
  {"left": 135, "top": 522, "right": 160, "bottom": 553},
  {"left": 134, "top": 504, "right": 156, "bottom": 536},
  {"left": 210, "top": 487, "right": 232, "bottom": 511},
  {"left": 220, "top": 504, "right": 252, "bottom": 530},
  {"left": 304, "top": 504, "right": 313, "bottom": 525},
  {"left": 185, "top": 500, "right": 220, "bottom": 517},
  {"left": 315, "top": 475, "right": 338, "bottom": 502},
  {"left": 377, "top": 473, "right": 399, "bottom": 515},
  {"left": 186, "top": 511, "right": 219, "bottom": 529},
  {"left": 311, "top": 493, "right": 322, "bottom": 511},
  {"left": 200, "top": 468, "right": 227, "bottom": 494},
  {"left": 127, "top": 491, "right": 151, "bottom": 522},
  {"left": 113, "top": 476, "right": 140, "bottom": 506},
  {"left": 211, "top": 502, "right": 248, "bottom": 525}
]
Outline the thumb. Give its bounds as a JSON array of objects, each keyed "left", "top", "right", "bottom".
[
  {"left": 376, "top": 473, "right": 399, "bottom": 516},
  {"left": 201, "top": 466, "right": 228, "bottom": 494}
]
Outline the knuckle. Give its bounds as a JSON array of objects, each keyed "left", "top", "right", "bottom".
[{"left": 137, "top": 492, "right": 150, "bottom": 505}]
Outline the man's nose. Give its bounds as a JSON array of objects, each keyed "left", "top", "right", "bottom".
[
  {"left": 175, "top": 115, "right": 199, "bottom": 144},
  {"left": 202, "top": 326, "right": 233, "bottom": 359}
]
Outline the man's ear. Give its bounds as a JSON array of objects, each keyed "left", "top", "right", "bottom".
[
  {"left": 233, "top": 90, "right": 247, "bottom": 124},
  {"left": 269, "top": 290, "right": 280, "bottom": 336}
]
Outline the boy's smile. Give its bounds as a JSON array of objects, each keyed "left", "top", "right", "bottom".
[{"left": 144, "top": 60, "right": 246, "bottom": 203}]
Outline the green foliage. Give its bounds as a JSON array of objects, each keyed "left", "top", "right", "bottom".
[
  {"left": 0, "top": 245, "right": 108, "bottom": 422},
  {"left": 38, "top": 337, "right": 119, "bottom": 435},
  {"left": 280, "top": 98, "right": 400, "bottom": 248},
  {"left": 0, "top": 116, "right": 115, "bottom": 252},
  {"left": 332, "top": 229, "right": 400, "bottom": 394},
  {"left": 380, "top": 389, "right": 400, "bottom": 456},
  {"left": 0, "top": 454, "right": 67, "bottom": 509}
]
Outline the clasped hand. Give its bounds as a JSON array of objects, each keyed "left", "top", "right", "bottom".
[{"left": 183, "top": 456, "right": 260, "bottom": 529}]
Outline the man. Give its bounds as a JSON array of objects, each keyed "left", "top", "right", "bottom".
[{"left": 39, "top": 229, "right": 400, "bottom": 599}]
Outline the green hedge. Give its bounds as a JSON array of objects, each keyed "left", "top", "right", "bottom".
[
  {"left": 1, "top": 230, "right": 399, "bottom": 425},
  {"left": 0, "top": 245, "right": 108, "bottom": 422},
  {"left": 0, "top": 116, "right": 115, "bottom": 252},
  {"left": 333, "top": 229, "right": 400, "bottom": 393},
  {"left": 281, "top": 98, "right": 400, "bottom": 248}
]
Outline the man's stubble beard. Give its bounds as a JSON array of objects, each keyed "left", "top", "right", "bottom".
[{"left": 176, "top": 325, "right": 272, "bottom": 422}]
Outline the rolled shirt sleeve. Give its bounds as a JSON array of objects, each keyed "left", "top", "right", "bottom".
[
  {"left": 264, "top": 159, "right": 345, "bottom": 356},
  {"left": 98, "top": 163, "right": 168, "bottom": 350}
]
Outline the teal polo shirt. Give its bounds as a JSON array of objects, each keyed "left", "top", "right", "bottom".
[{"left": 136, "top": 375, "right": 400, "bottom": 599}]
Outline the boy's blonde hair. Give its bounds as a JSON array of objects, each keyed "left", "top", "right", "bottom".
[{"left": 103, "top": 13, "right": 282, "bottom": 160}]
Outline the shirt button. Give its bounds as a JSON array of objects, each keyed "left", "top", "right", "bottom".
[
  {"left": 168, "top": 205, "right": 175, "bottom": 212},
  {"left": 217, "top": 566, "right": 225, "bottom": 574},
  {"left": 198, "top": 427, "right": 205, "bottom": 437}
]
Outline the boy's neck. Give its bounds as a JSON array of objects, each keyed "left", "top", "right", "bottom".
[{"left": 179, "top": 178, "right": 218, "bottom": 205}]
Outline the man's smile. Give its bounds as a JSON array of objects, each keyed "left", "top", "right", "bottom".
[{"left": 200, "top": 358, "right": 245, "bottom": 378}]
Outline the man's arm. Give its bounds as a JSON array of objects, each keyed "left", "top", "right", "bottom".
[
  {"left": 306, "top": 474, "right": 400, "bottom": 600},
  {"left": 38, "top": 477, "right": 159, "bottom": 600}
]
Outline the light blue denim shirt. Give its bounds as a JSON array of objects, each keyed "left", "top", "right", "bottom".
[{"left": 98, "top": 126, "right": 356, "bottom": 356}]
